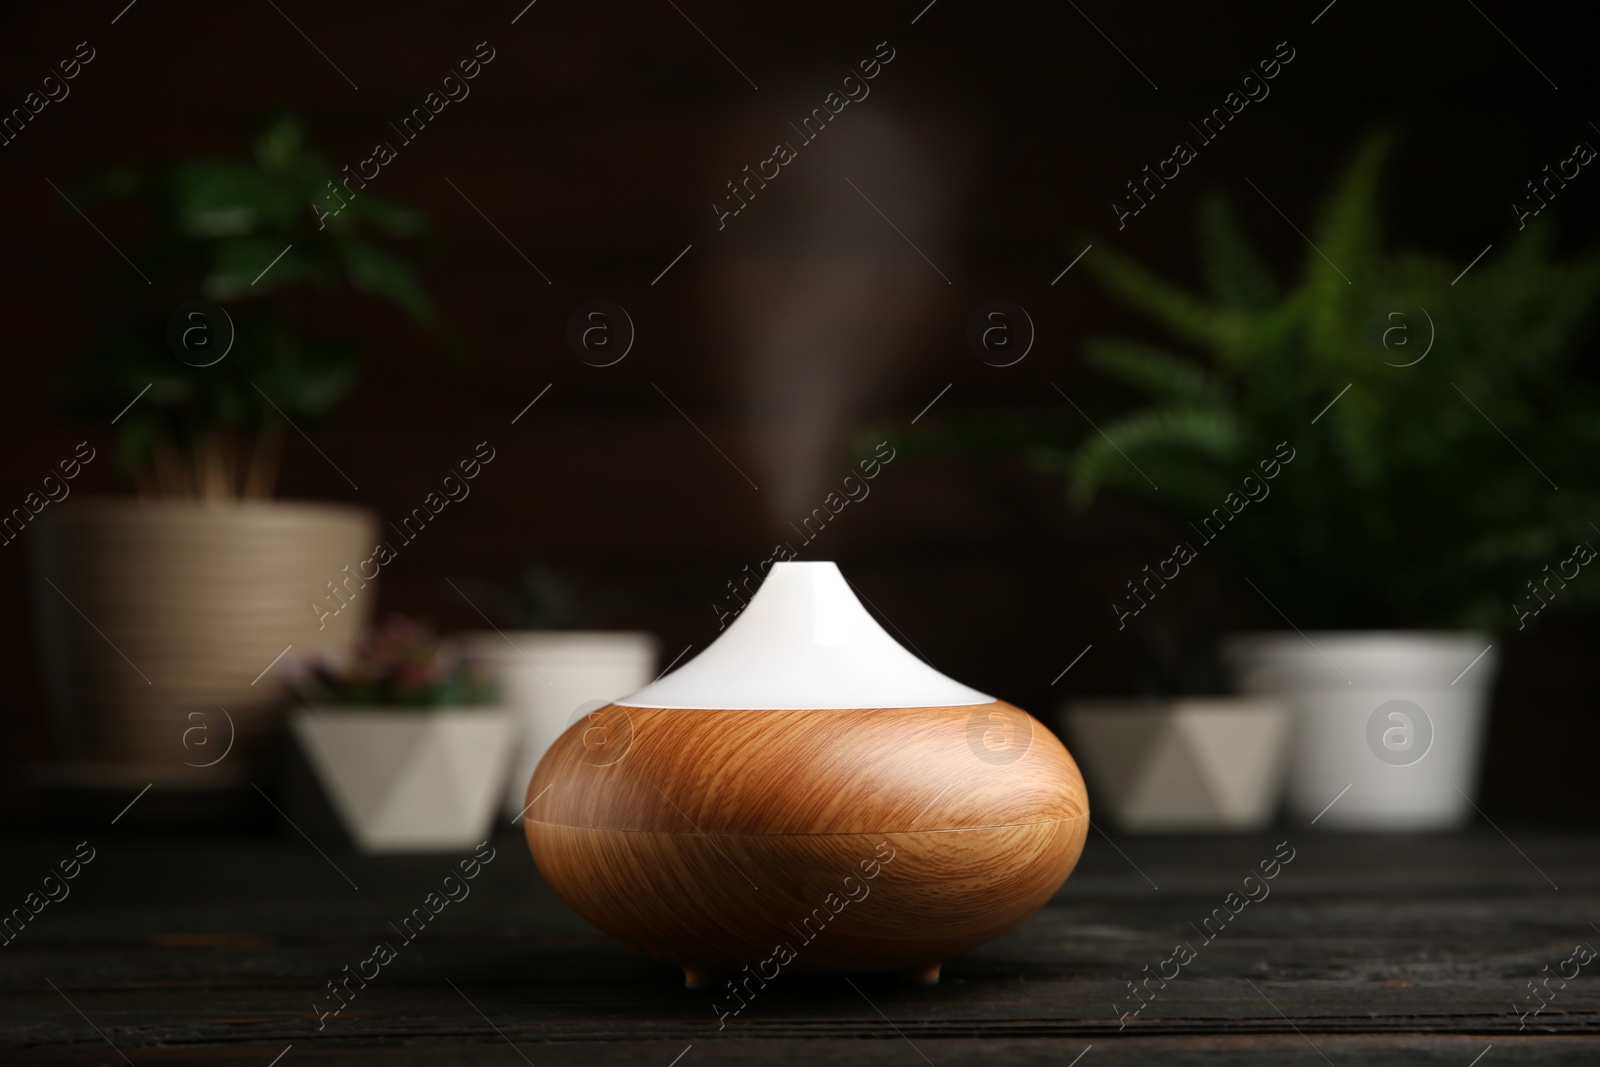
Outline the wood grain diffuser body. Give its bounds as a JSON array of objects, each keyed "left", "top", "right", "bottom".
[{"left": 524, "top": 561, "right": 1088, "bottom": 985}]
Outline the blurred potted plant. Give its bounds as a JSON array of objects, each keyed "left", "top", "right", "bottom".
[
  {"left": 287, "top": 616, "right": 510, "bottom": 853},
  {"left": 1053, "top": 615, "right": 1291, "bottom": 833},
  {"left": 458, "top": 567, "right": 657, "bottom": 820},
  {"left": 33, "top": 116, "right": 445, "bottom": 772},
  {"left": 1052, "top": 132, "right": 1600, "bottom": 828},
  {"left": 1064, "top": 696, "right": 1291, "bottom": 833}
]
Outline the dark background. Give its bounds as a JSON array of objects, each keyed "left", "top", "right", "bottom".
[{"left": 2, "top": 0, "right": 1597, "bottom": 820}]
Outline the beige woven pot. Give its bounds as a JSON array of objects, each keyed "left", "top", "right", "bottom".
[{"left": 31, "top": 499, "right": 378, "bottom": 765}]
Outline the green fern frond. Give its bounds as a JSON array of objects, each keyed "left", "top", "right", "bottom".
[
  {"left": 1066, "top": 406, "right": 1243, "bottom": 507},
  {"left": 1197, "top": 190, "right": 1278, "bottom": 310},
  {"left": 1309, "top": 129, "right": 1394, "bottom": 283},
  {"left": 1084, "top": 340, "right": 1227, "bottom": 404},
  {"left": 1087, "top": 244, "right": 1245, "bottom": 355}
]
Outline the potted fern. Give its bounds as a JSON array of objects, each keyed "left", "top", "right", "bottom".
[
  {"left": 33, "top": 117, "right": 444, "bottom": 774},
  {"left": 1056, "top": 133, "right": 1600, "bottom": 828}
]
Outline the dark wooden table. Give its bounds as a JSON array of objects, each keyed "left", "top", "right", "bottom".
[{"left": 3, "top": 825, "right": 1597, "bottom": 1065}]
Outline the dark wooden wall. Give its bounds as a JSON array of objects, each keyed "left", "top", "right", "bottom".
[{"left": 2, "top": 0, "right": 1597, "bottom": 820}]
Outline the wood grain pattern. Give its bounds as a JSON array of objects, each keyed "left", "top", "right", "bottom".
[
  {"left": 523, "top": 701, "right": 1088, "bottom": 977},
  {"left": 7, "top": 831, "right": 1600, "bottom": 1064}
]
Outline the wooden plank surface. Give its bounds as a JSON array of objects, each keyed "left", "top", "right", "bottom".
[{"left": 2, "top": 827, "right": 1597, "bottom": 1064}]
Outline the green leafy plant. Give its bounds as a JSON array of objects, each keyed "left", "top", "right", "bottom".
[
  {"left": 52, "top": 116, "right": 446, "bottom": 499},
  {"left": 285, "top": 615, "right": 497, "bottom": 708},
  {"left": 1056, "top": 132, "right": 1600, "bottom": 631}
]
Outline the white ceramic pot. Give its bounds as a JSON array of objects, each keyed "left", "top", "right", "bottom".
[
  {"left": 1224, "top": 632, "right": 1498, "bottom": 830},
  {"left": 1061, "top": 698, "right": 1291, "bottom": 832},
  {"left": 291, "top": 707, "right": 514, "bottom": 853},
  {"left": 463, "top": 631, "right": 657, "bottom": 819}
]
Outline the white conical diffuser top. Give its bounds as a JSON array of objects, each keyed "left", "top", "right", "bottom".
[{"left": 618, "top": 561, "right": 993, "bottom": 710}]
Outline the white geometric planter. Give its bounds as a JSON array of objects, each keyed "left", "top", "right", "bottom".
[
  {"left": 1061, "top": 698, "right": 1291, "bottom": 832},
  {"left": 463, "top": 631, "right": 656, "bottom": 820},
  {"left": 1224, "top": 632, "right": 1497, "bottom": 831},
  {"left": 290, "top": 707, "right": 514, "bottom": 853}
]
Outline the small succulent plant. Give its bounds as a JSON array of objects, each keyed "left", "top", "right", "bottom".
[{"left": 286, "top": 615, "right": 497, "bottom": 708}]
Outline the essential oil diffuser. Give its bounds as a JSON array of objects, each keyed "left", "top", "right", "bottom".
[{"left": 523, "top": 561, "right": 1088, "bottom": 986}]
